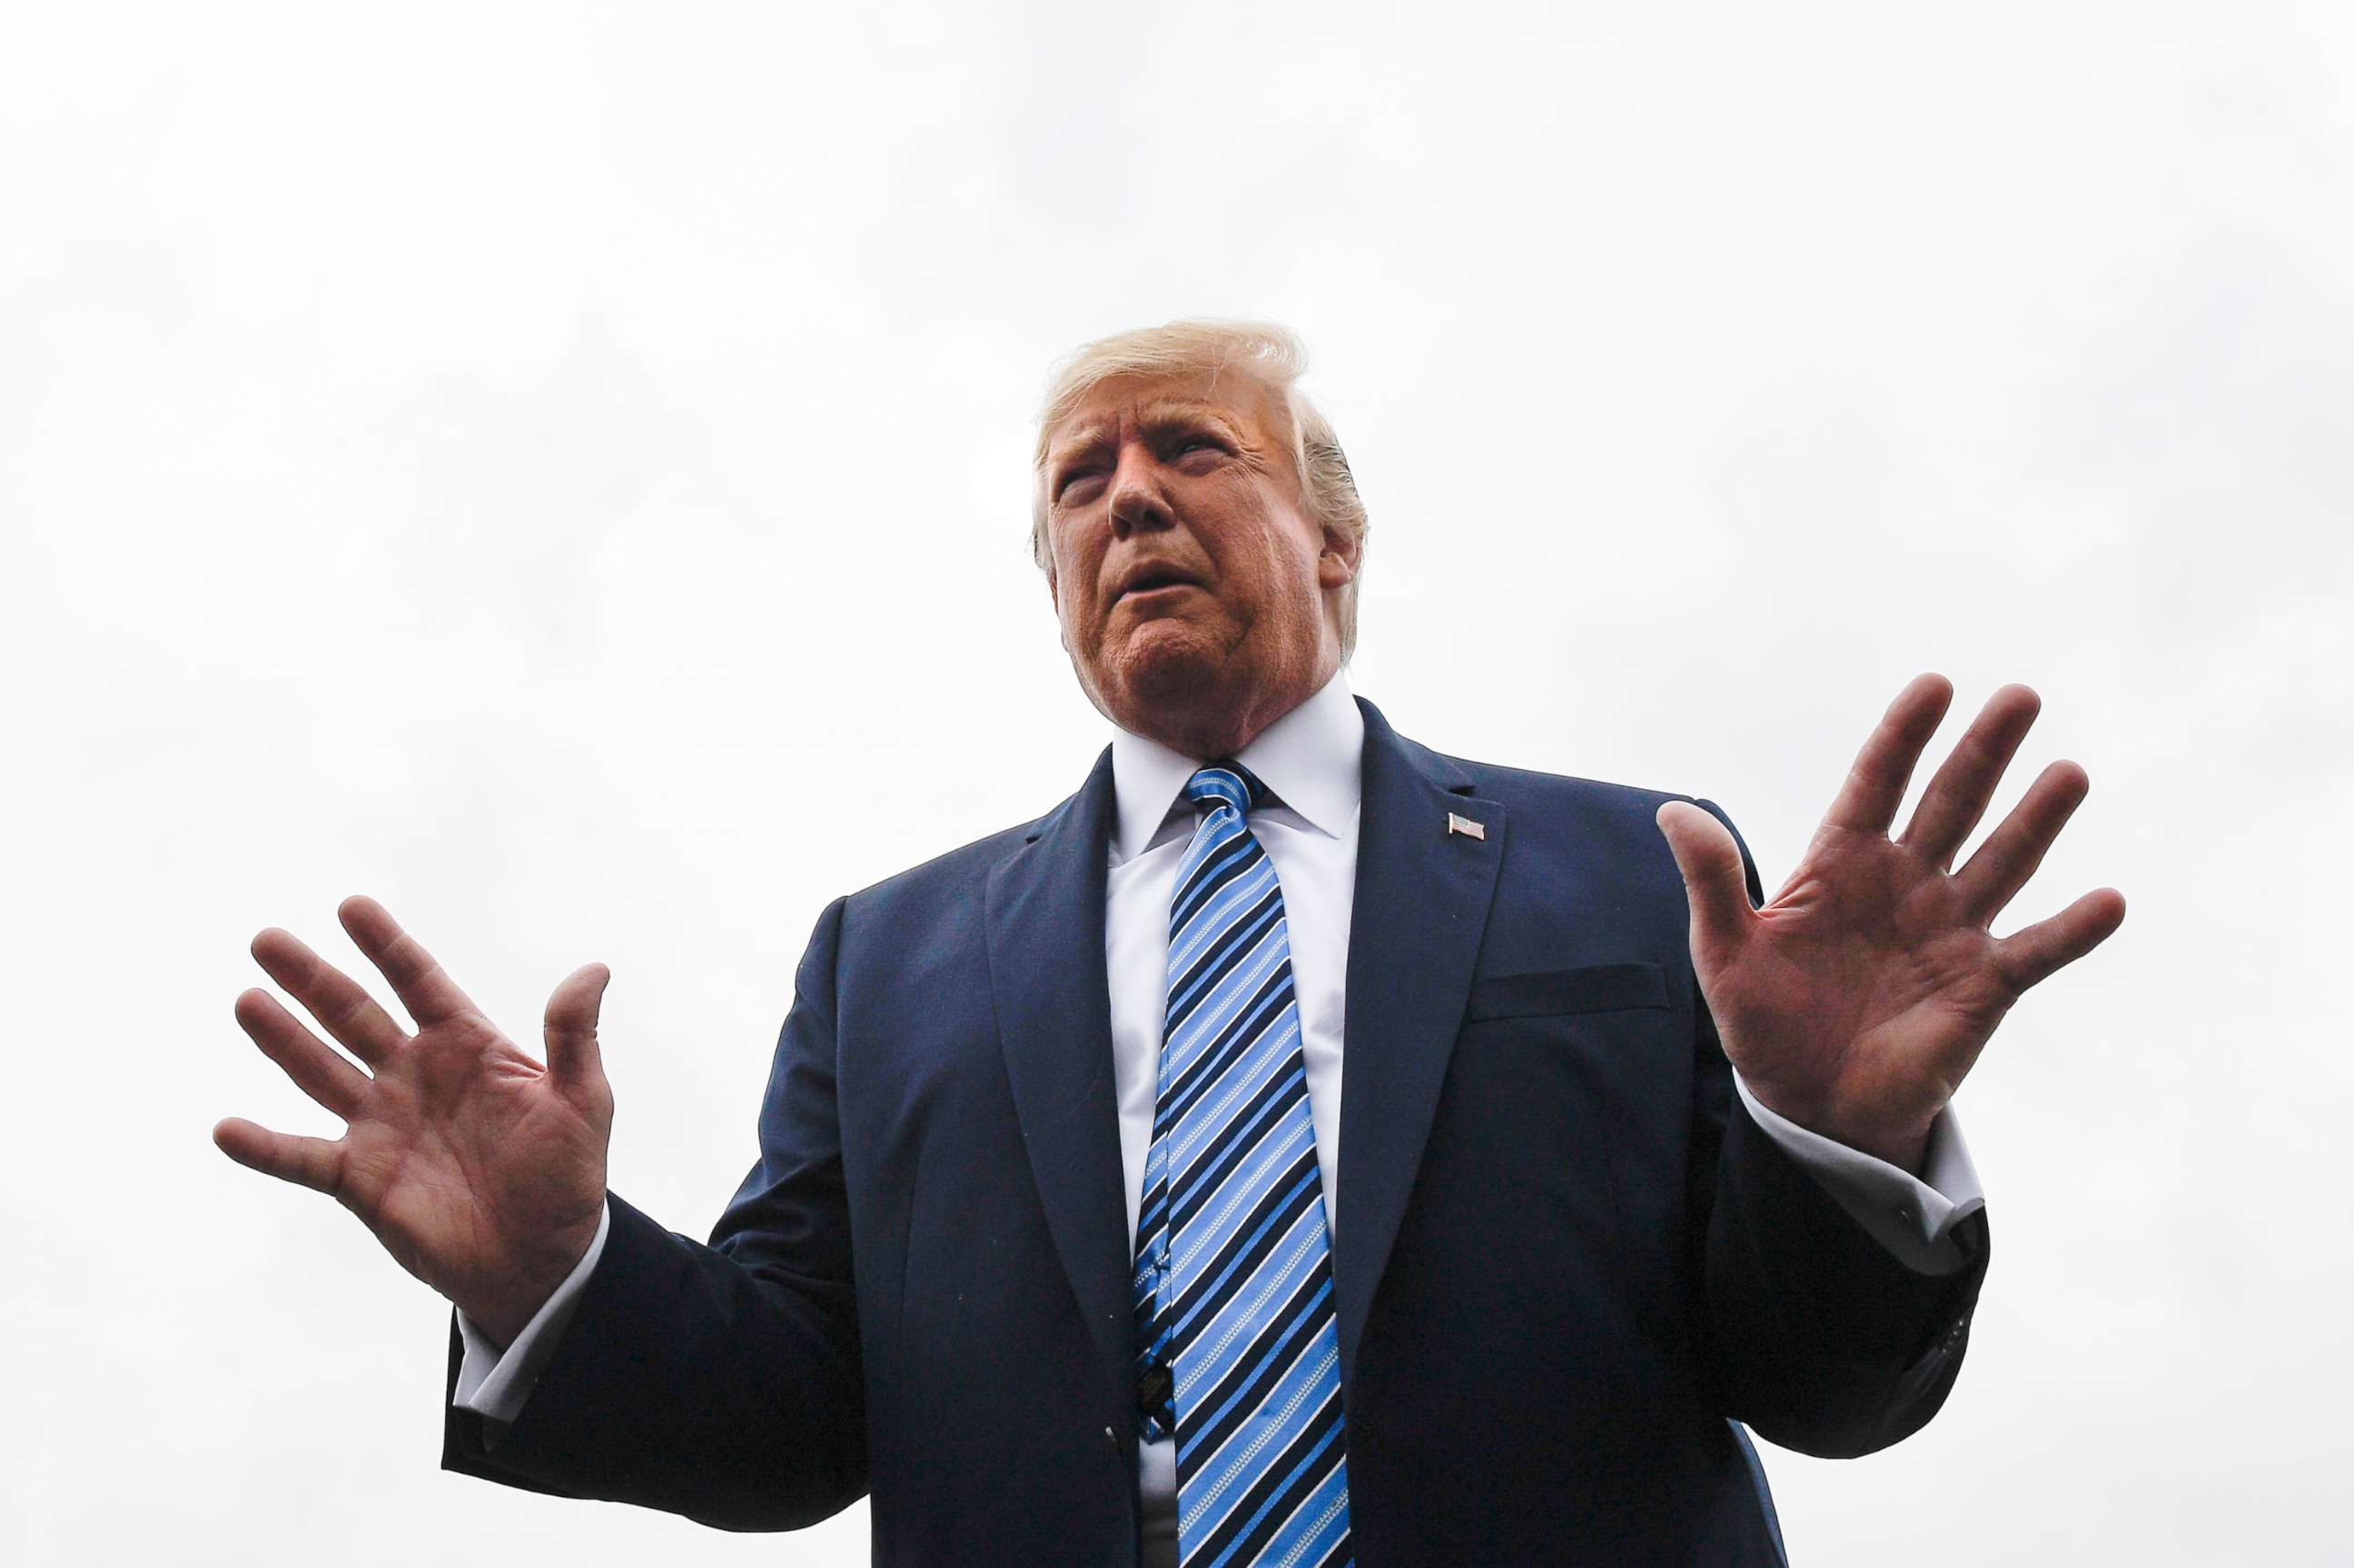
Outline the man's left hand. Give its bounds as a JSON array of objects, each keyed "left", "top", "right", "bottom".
[{"left": 1656, "top": 673, "right": 2127, "bottom": 1173}]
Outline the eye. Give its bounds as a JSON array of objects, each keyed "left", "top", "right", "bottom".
[{"left": 1056, "top": 468, "right": 1105, "bottom": 502}]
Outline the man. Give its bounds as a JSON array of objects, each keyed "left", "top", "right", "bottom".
[{"left": 216, "top": 320, "right": 2125, "bottom": 1565}]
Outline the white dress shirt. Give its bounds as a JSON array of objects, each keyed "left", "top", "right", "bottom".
[{"left": 456, "top": 669, "right": 1986, "bottom": 1563}]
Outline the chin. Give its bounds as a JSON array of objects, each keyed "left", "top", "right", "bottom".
[{"left": 1104, "top": 622, "right": 1231, "bottom": 713}]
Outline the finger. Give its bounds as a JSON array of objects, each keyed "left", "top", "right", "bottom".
[
  {"left": 1819, "top": 673, "right": 1955, "bottom": 837},
  {"left": 1898, "top": 683, "right": 2042, "bottom": 869},
  {"left": 543, "top": 962, "right": 612, "bottom": 1100},
  {"left": 234, "top": 988, "right": 371, "bottom": 1118},
  {"left": 250, "top": 927, "right": 407, "bottom": 1068},
  {"left": 212, "top": 1116, "right": 344, "bottom": 1196},
  {"left": 1993, "top": 887, "right": 2127, "bottom": 991},
  {"left": 1953, "top": 759, "right": 2091, "bottom": 919},
  {"left": 1655, "top": 802, "right": 1754, "bottom": 958},
  {"left": 337, "top": 894, "right": 483, "bottom": 1030}
]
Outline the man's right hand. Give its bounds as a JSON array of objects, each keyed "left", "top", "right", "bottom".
[{"left": 214, "top": 894, "right": 614, "bottom": 1348}]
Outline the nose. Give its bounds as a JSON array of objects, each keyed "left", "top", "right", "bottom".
[{"left": 1106, "top": 442, "right": 1176, "bottom": 541}]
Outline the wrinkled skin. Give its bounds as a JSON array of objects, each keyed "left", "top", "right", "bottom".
[
  {"left": 214, "top": 895, "right": 610, "bottom": 1346},
  {"left": 1039, "top": 368, "right": 1360, "bottom": 759},
  {"left": 1657, "top": 675, "right": 2125, "bottom": 1169}
]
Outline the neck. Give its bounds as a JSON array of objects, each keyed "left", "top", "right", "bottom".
[{"left": 1118, "top": 648, "right": 1340, "bottom": 761}]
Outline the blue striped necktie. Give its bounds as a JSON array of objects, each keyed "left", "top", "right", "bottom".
[{"left": 1132, "top": 761, "right": 1354, "bottom": 1568}]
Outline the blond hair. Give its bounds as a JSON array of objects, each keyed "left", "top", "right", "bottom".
[{"left": 1028, "top": 319, "right": 1370, "bottom": 658}]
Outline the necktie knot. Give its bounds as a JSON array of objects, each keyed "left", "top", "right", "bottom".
[{"left": 1183, "top": 760, "right": 1266, "bottom": 823}]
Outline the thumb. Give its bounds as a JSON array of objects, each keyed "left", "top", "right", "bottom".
[
  {"left": 1654, "top": 802, "right": 1753, "bottom": 955},
  {"left": 544, "top": 962, "right": 612, "bottom": 1100}
]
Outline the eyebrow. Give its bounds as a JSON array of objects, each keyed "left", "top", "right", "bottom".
[{"left": 1047, "top": 400, "right": 1249, "bottom": 472}]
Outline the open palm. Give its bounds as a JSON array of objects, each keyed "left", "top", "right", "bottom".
[
  {"left": 214, "top": 895, "right": 613, "bottom": 1344},
  {"left": 1657, "top": 675, "right": 2126, "bottom": 1171}
]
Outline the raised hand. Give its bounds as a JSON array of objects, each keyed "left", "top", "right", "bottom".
[
  {"left": 1655, "top": 674, "right": 2126, "bottom": 1173},
  {"left": 213, "top": 895, "right": 614, "bottom": 1346}
]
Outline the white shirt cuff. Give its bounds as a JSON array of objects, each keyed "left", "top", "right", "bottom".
[
  {"left": 1734, "top": 1072, "right": 1986, "bottom": 1277},
  {"left": 451, "top": 1200, "right": 612, "bottom": 1423}
]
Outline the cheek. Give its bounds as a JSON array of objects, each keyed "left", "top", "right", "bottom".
[
  {"left": 1047, "top": 535, "right": 1093, "bottom": 616},
  {"left": 1213, "top": 501, "right": 1299, "bottom": 587},
  {"left": 1255, "top": 517, "right": 1324, "bottom": 599}
]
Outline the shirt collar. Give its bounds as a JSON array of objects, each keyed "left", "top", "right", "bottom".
[{"left": 1108, "top": 666, "right": 1364, "bottom": 863}]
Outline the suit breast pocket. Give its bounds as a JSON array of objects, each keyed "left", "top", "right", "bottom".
[
  {"left": 1463, "top": 961, "right": 1669, "bottom": 1023},
  {"left": 1416, "top": 961, "right": 1680, "bottom": 1335}
]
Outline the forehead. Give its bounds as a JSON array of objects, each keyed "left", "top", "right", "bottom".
[{"left": 1043, "top": 370, "right": 1284, "bottom": 460}]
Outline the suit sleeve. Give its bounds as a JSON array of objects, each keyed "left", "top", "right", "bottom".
[
  {"left": 1684, "top": 798, "right": 1991, "bottom": 1459},
  {"left": 440, "top": 895, "right": 869, "bottom": 1529}
]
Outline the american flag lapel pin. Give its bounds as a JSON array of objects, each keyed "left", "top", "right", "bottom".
[{"left": 1446, "top": 812, "right": 1485, "bottom": 840}]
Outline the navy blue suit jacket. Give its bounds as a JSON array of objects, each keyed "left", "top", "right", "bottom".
[{"left": 444, "top": 695, "right": 1989, "bottom": 1564}]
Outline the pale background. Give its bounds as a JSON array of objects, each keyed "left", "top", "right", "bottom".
[{"left": 5, "top": 1, "right": 2348, "bottom": 1563}]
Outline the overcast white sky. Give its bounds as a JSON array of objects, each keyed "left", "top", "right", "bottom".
[{"left": 5, "top": 2, "right": 2349, "bottom": 1563}]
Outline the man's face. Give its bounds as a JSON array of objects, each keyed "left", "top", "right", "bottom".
[{"left": 1041, "top": 370, "right": 1356, "bottom": 750}]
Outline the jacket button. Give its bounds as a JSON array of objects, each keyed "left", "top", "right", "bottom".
[{"left": 1104, "top": 1425, "right": 1119, "bottom": 1452}]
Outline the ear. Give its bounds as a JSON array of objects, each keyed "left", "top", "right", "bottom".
[{"left": 1316, "top": 519, "right": 1360, "bottom": 592}]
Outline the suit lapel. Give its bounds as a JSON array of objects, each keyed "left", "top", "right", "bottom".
[
  {"left": 984, "top": 745, "right": 1133, "bottom": 1418},
  {"left": 1333, "top": 696, "right": 1507, "bottom": 1391}
]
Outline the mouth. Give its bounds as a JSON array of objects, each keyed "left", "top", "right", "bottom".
[{"left": 1114, "top": 567, "right": 1204, "bottom": 604}]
